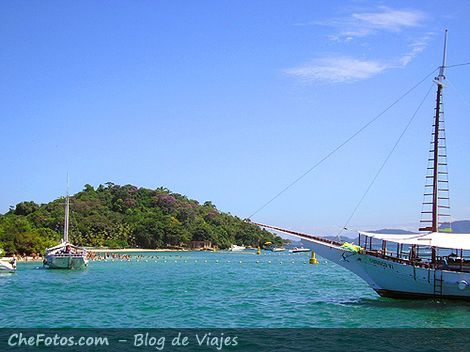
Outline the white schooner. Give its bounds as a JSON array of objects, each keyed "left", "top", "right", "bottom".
[{"left": 252, "top": 30, "right": 470, "bottom": 300}]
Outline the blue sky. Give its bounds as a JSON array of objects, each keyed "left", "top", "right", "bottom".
[{"left": 1, "top": 1, "right": 470, "bottom": 235}]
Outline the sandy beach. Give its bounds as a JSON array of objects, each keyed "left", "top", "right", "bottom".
[
  {"left": 0, "top": 248, "right": 188, "bottom": 263},
  {"left": 2, "top": 256, "right": 42, "bottom": 263}
]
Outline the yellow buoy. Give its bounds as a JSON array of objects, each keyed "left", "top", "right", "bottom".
[
  {"left": 257, "top": 246, "right": 261, "bottom": 255},
  {"left": 309, "top": 251, "right": 319, "bottom": 265}
]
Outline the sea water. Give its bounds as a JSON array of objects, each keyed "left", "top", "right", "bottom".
[{"left": 1, "top": 251, "right": 470, "bottom": 328}]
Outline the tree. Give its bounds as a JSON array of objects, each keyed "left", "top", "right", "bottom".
[
  {"left": 83, "top": 184, "right": 95, "bottom": 192},
  {"left": 163, "top": 217, "right": 190, "bottom": 245},
  {"left": 14, "top": 201, "right": 39, "bottom": 216},
  {"left": 0, "top": 183, "right": 283, "bottom": 251}
]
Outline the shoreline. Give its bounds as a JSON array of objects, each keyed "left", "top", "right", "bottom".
[
  {"left": 1, "top": 248, "right": 188, "bottom": 262},
  {"left": 1, "top": 257, "right": 42, "bottom": 263}
]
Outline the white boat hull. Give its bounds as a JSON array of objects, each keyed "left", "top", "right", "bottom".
[
  {"left": 229, "top": 245, "right": 246, "bottom": 252},
  {"left": 307, "top": 238, "right": 470, "bottom": 300},
  {"left": 289, "top": 248, "right": 311, "bottom": 253},
  {"left": 44, "top": 255, "right": 88, "bottom": 270},
  {"left": 0, "top": 260, "right": 16, "bottom": 273}
]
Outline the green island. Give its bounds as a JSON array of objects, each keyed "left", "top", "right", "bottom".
[{"left": 0, "top": 183, "right": 283, "bottom": 255}]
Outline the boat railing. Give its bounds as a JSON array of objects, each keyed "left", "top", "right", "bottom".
[
  {"left": 249, "top": 221, "right": 344, "bottom": 247},
  {"left": 47, "top": 253, "right": 86, "bottom": 258},
  {"left": 363, "top": 246, "right": 470, "bottom": 273}
]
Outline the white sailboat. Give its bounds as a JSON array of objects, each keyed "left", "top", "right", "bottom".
[
  {"left": 44, "top": 190, "right": 88, "bottom": 270},
  {"left": 252, "top": 31, "right": 470, "bottom": 300}
]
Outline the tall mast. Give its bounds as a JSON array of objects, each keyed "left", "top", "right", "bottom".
[
  {"left": 432, "top": 30, "right": 448, "bottom": 233},
  {"left": 420, "top": 30, "right": 450, "bottom": 233},
  {"left": 63, "top": 175, "right": 69, "bottom": 243}
]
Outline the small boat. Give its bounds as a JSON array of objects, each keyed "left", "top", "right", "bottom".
[
  {"left": 44, "top": 189, "right": 88, "bottom": 270},
  {"left": 271, "top": 247, "right": 286, "bottom": 252},
  {"left": 289, "top": 247, "right": 310, "bottom": 253},
  {"left": 229, "top": 244, "right": 246, "bottom": 251},
  {"left": 263, "top": 241, "right": 286, "bottom": 252},
  {"left": 0, "top": 256, "right": 16, "bottom": 273}
]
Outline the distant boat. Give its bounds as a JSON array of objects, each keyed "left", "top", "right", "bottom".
[
  {"left": 44, "top": 189, "right": 88, "bottom": 270},
  {"left": 229, "top": 244, "right": 246, "bottom": 252},
  {"left": 0, "top": 254, "right": 16, "bottom": 273},
  {"left": 263, "top": 241, "right": 286, "bottom": 252},
  {"left": 289, "top": 247, "right": 310, "bottom": 253},
  {"left": 271, "top": 247, "right": 286, "bottom": 252}
]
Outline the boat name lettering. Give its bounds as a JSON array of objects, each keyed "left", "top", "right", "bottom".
[{"left": 368, "top": 258, "right": 394, "bottom": 269}]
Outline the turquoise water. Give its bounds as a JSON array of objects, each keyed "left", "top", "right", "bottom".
[{"left": 1, "top": 251, "right": 470, "bottom": 328}]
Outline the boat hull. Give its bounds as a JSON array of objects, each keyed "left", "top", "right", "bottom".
[
  {"left": 0, "top": 260, "right": 16, "bottom": 273},
  {"left": 229, "top": 245, "right": 246, "bottom": 252},
  {"left": 306, "top": 239, "right": 470, "bottom": 300},
  {"left": 44, "top": 255, "right": 88, "bottom": 270},
  {"left": 289, "top": 249, "right": 311, "bottom": 253}
]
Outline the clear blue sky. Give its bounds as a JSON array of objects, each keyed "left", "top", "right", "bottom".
[{"left": 1, "top": 0, "right": 469, "bottom": 235}]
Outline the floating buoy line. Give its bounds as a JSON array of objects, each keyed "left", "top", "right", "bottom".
[{"left": 87, "top": 252, "right": 325, "bottom": 266}]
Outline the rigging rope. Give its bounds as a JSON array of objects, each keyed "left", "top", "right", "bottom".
[
  {"left": 338, "top": 82, "right": 435, "bottom": 238},
  {"left": 446, "top": 62, "right": 470, "bottom": 69},
  {"left": 247, "top": 68, "right": 439, "bottom": 219}
]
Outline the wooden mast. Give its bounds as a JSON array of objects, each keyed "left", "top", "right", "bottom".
[
  {"left": 431, "top": 30, "right": 448, "bottom": 232},
  {"left": 63, "top": 175, "right": 70, "bottom": 243},
  {"left": 64, "top": 194, "right": 69, "bottom": 243},
  {"left": 420, "top": 30, "right": 448, "bottom": 233}
]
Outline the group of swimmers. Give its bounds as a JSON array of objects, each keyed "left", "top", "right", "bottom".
[
  {"left": 12, "top": 253, "right": 42, "bottom": 262},
  {"left": 87, "top": 252, "right": 185, "bottom": 262}
]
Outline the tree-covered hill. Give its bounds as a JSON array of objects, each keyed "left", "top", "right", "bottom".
[{"left": 0, "top": 183, "right": 282, "bottom": 255}]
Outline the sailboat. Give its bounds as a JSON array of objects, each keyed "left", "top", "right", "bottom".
[
  {"left": 252, "top": 31, "right": 470, "bottom": 300},
  {"left": 44, "top": 190, "right": 88, "bottom": 269}
]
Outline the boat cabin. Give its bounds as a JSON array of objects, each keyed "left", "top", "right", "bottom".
[
  {"left": 358, "top": 231, "right": 470, "bottom": 272},
  {"left": 45, "top": 242, "right": 87, "bottom": 257}
]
